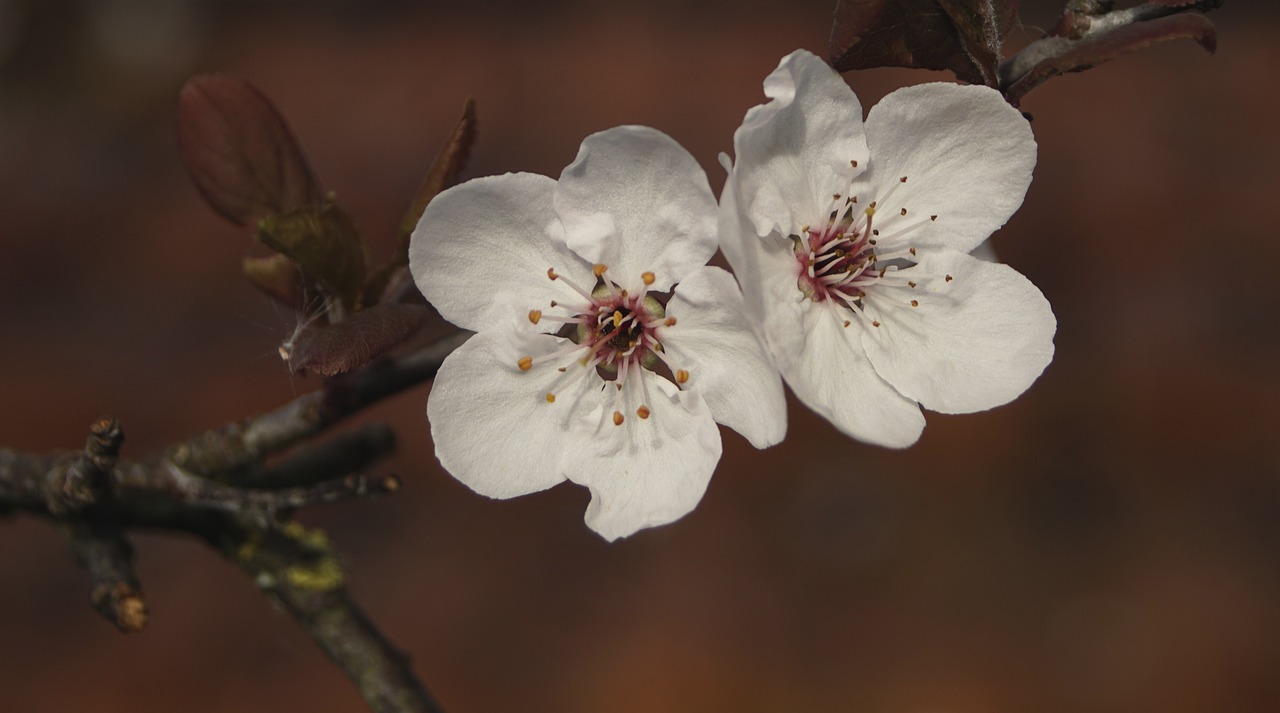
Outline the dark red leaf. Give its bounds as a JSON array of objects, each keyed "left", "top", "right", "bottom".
[
  {"left": 177, "top": 74, "right": 322, "bottom": 226},
  {"left": 1005, "top": 12, "right": 1217, "bottom": 106},
  {"left": 285, "top": 303, "right": 431, "bottom": 377},
  {"left": 397, "top": 97, "right": 477, "bottom": 243},
  {"left": 829, "top": 0, "right": 1018, "bottom": 87}
]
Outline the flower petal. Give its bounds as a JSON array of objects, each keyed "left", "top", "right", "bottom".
[
  {"left": 568, "top": 378, "right": 722, "bottom": 541},
  {"left": 860, "top": 249, "right": 1056, "bottom": 414},
  {"left": 717, "top": 178, "right": 809, "bottom": 362},
  {"left": 555, "top": 126, "right": 716, "bottom": 291},
  {"left": 427, "top": 327, "right": 592, "bottom": 499},
  {"left": 662, "top": 266, "right": 787, "bottom": 448},
  {"left": 731, "top": 49, "right": 870, "bottom": 239},
  {"left": 409, "top": 172, "right": 591, "bottom": 332},
  {"left": 788, "top": 302, "right": 926, "bottom": 448},
  {"left": 861, "top": 82, "right": 1036, "bottom": 254}
]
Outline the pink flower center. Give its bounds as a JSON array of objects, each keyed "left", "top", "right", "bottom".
[{"left": 516, "top": 264, "right": 688, "bottom": 426}]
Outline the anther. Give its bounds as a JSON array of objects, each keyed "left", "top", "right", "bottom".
[
  {"left": 907, "top": 281, "right": 916, "bottom": 288},
  {"left": 850, "top": 159, "right": 859, "bottom": 168},
  {"left": 550, "top": 300, "right": 558, "bottom": 307},
  {"left": 843, "top": 320, "right": 851, "bottom": 328},
  {"left": 545, "top": 393, "right": 556, "bottom": 403},
  {"left": 518, "top": 356, "right": 533, "bottom": 371},
  {"left": 930, "top": 215, "right": 938, "bottom": 221},
  {"left": 872, "top": 320, "right": 881, "bottom": 327},
  {"left": 900, "top": 208, "right": 907, "bottom": 216},
  {"left": 910, "top": 300, "right": 919, "bottom": 307},
  {"left": 528, "top": 310, "right": 542, "bottom": 324},
  {"left": 612, "top": 310, "right": 623, "bottom": 327},
  {"left": 641, "top": 271, "right": 656, "bottom": 285},
  {"left": 664, "top": 317, "right": 677, "bottom": 327},
  {"left": 675, "top": 369, "right": 690, "bottom": 384},
  {"left": 908, "top": 247, "right": 917, "bottom": 256},
  {"left": 612, "top": 411, "right": 624, "bottom": 426},
  {"left": 637, "top": 405, "right": 651, "bottom": 419},
  {"left": 899, "top": 176, "right": 908, "bottom": 183},
  {"left": 593, "top": 263, "right": 609, "bottom": 277},
  {"left": 832, "top": 193, "right": 841, "bottom": 201},
  {"left": 547, "top": 268, "right": 558, "bottom": 280},
  {"left": 945, "top": 274, "right": 953, "bottom": 282}
]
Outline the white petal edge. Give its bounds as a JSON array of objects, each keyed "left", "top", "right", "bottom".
[
  {"left": 861, "top": 82, "right": 1036, "bottom": 255},
  {"left": 860, "top": 249, "right": 1056, "bottom": 414},
  {"left": 427, "top": 327, "right": 593, "bottom": 499},
  {"left": 787, "top": 302, "right": 926, "bottom": 448},
  {"left": 555, "top": 126, "right": 717, "bottom": 292},
  {"left": 662, "top": 266, "right": 787, "bottom": 449},
  {"left": 409, "top": 173, "right": 592, "bottom": 333},
  {"left": 569, "top": 378, "right": 722, "bottom": 541},
  {"left": 731, "top": 49, "right": 870, "bottom": 240}
]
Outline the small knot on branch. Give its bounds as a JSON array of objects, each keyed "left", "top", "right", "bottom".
[
  {"left": 48, "top": 417, "right": 126, "bottom": 514},
  {"left": 92, "top": 580, "right": 149, "bottom": 633}
]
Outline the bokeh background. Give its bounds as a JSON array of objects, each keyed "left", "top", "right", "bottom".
[{"left": 2, "top": 1, "right": 1277, "bottom": 711}]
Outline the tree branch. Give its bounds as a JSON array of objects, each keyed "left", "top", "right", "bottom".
[{"left": 0, "top": 330, "right": 469, "bottom": 713}]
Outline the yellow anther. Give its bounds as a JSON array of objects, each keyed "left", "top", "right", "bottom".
[
  {"left": 528, "top": 310, "right": 542, "bottom": 324},
  {"left": 517, "top": 356, "right": 533, "bottom": 371},
  {"left": 612, "top": 310, "right": 623, "bottom": 327},
  {"left": 545, "top": 393, "right": 556, "bottom": 403},
  {"left": 637, "top": 405, "right": 651, "bottom": 419},
  {"left": 593, "top": 263, "right": 609, "bottom": 277},
  {"left": 865, "top": 205, "right": 876, "bottom": 217},
  {"left": 612, "top": 411, "right": 624, "bottom": 426},
  {"left": 641, "top": 271, "right": 656, "bottom": 286},
  {"left": 547, "top": 267, "right": 558, "bottom": 280},
  {"left": 675, "top": 369, "right": 689, "bottom": 385},
  {"left": 664, "top": 317, "right": 677, "bottom": 327}
]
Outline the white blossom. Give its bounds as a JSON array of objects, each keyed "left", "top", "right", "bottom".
[
  {"left": 720, "top": 50, "right": 1056, "bottom": 448},
  {"left": 411, "top": 126, "right": 785, "bottom": 540}
]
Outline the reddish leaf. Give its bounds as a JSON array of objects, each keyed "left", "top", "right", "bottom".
[
  {"left": 1005, "top": 12, "right": 1217, "bottom": 106},
  {"left": 362, "top": 98, "right": 476, "bottom": 308},
  {"left": 285, "top": 303, "right": 431, "bottom": 376},
  {"left": 397, "top": 97, "right": 477, "bottom": 243},
  {"left": 177, "top": 74, "right": 322, "bottom": 226},
  {"left": 242, "top": 253, "right": 305, "bottom": 310},
  {"left": 829, "top": 0, "right": 1018, "bottom": 87}
]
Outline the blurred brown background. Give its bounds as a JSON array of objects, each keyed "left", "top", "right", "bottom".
[{"left": 2, "top": 1, "right": 1277, "bottom": 711}]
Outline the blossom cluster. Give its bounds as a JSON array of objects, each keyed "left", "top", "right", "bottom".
[{"left": 410, "top": 50, "right": 1056, "bottom": 541}]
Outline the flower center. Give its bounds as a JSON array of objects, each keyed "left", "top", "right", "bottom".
[
  {"left": 791, "top": 167, "right": 940, "bottom": 329},
  {"left": 516, "top": 264, "right": 689, "bottom": 426}
]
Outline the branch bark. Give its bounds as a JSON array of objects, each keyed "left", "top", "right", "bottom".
[{"left": 0, "top": 331, "right": 467, "bottom": 713}]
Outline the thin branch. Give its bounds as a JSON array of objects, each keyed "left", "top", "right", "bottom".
[
  {"left": 169, "top": 331, "right": 469, "bottom": 476},
  {"left": 243, "top": 423, "right": 398, "bottom": 489},
  {"left": 1000, "top": 0, "right": 1224, "bottom": 92},
  {"left": 66, "top": 513, "right": 148, "bottom": 633}
]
